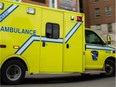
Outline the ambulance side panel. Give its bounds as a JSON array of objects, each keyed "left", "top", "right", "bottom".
[
  {"left": 0, "top": 0, "right": 85, "bottom": 74},
  {"left": 0, "top": 1, "right": 42, "bottom": 73},
  {"left": 63, "top": 13, "right": 85, "bottom": 72}
]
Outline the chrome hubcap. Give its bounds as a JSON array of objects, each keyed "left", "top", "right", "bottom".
[
  {"left": 6, "top": 65, "right": 21, "bottom": 81},
  {"left": 105, "top": 64, "right": 113, "bottom": 74}
]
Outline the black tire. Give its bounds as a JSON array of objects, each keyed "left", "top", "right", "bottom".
[
  {"left": 1, "top": 60, "right": 26, "bottom": 85},
  {"left": 105, "top": 60, "right": 115, "bottom": 77},
  {"left": 81, "top": 73, "right": 90, "bottom": 76}
]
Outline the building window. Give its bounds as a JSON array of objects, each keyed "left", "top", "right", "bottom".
[
  {"left": 103, "top": 0, "right": 109, "bottom": 1},
  {"left": 96, "top": 24, "right": 101, "bottom": 30},
  {"left": 95, "top": 8, "right": 101, "bottom": 17},
  {"left": 105, "top": 6, "right": 111, "bottom": 16},
  {"left": 94, "top": 0, "right": 99, "bottom": 2},
  {"left": 33, "top": 0, "right": 46, "bottom": 3},
  {"left": 107, "top": 23, "right": 113, "bottom": 33},
  {"left": 46, "top": 23, "right": 60, "bottom": 39},
  {"left": 59, "top": 0, "right": 76, "bottom": 11}
]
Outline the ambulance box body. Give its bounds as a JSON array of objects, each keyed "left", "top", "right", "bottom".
[{"left": 0, "top": 0, "right": 115, "bottom": 85}]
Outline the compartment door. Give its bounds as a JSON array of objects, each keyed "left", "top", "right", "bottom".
[
  {"left": 63, "top": 13, "right": 84, "bottom": 72},
  {"left": 40, "top": 9, "right": 64, "bottom": 73}
]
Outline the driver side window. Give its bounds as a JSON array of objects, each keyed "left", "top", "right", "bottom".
[{"left": 85, "top": 30, "right": 104, "bottom": 45}]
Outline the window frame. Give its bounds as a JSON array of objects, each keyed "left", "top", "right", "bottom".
[
  {"left": 94, "top": 0, "right": 99, "bottom": 3},
  {"left": 46, "top": 23, "right": 60, "bottom": 39},
  {"left": 94, "top": 8, "right": 101, "bottom": 17},
  {"left": 107, "top": 23, "right": 113, "bottom": 33},
  {"left": 105, "top": 6, "right": 111, "bottom": 16},
  {"left": 49, "top": 0, "right": 57, "bottom": 8},
  {"left": 33, "top": 0, "right": 46, "bottom": 3}
]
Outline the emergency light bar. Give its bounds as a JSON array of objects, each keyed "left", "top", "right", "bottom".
[
  {"left": 0, "top": 2, "right": 4, "bottom": 10},
  {"left": 76, "top": 16, "right": 82, "bottom": 22}
]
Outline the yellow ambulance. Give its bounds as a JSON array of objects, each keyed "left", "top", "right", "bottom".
[{"left": 0, "top": 0, "right": 115, "bottom": 84}]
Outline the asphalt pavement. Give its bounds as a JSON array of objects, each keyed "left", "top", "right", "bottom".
[{"left": 1, "top": 74, "right": 115, "bottom": 87}]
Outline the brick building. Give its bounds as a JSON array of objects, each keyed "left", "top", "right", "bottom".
[
  {"left": 81, "top": 0, "right": 116, "bottom": 46},
  {"left": 21, "top": 0, "right": 79, "bottom": 12}
]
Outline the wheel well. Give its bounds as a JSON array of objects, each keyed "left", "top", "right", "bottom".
[
  {"left": 105, "top": 57, "right": 115, "bottom": 63},
  {"left": 2, "top": 57, "right": 28, "bottom": 71}
]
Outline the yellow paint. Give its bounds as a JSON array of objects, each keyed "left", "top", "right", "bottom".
[{"left": 0, "top": 0, "right": 115, "bottom": 75}]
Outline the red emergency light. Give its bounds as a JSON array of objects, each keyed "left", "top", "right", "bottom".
[{"left": 76, "top": 16, "right": 82, "bottom": 22}]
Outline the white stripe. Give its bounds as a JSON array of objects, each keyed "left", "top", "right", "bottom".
[
  {"left": 65, "top": 22, "right": 81, "bottom": 41},
  {"left": 16, "top": 36, "right": 40, "bottom": 54},
  {"left": 0, "top": 4, "right": 18, "bottom": 22},
  {"left": 7, "top": 5, "right": 18, "bottom": 13},
  {"left": 42, "top": 37, "right": 63, "bottom": 43},
  {"left": 86, "top": 45, "right": 115, "bottom": 50}
]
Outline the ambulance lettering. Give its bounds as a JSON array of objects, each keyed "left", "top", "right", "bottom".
[{"left": 0, "top": 26, "right": 37, "bottom": 35}]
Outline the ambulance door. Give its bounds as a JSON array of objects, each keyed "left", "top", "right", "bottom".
[
  {"left": 40, "top": 9, "right": 63, "bottom": 72},
  {"left": 63, "top": 13, "right": 84, "bottom": 72},
  {"left": 85, "top": 30, "right": 106, "bottom": 69}
]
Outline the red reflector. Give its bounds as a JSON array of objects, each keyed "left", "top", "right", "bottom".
[{"left": 77, "top": 16, "right": 82, "bottom": 22}]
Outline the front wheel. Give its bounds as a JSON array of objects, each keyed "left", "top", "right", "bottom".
[
  {"left": 105, "top": 60, "right": 115, "bottom": 77},
  {"left": 1, "top": 60, "right": 26, "bottom": 85}
]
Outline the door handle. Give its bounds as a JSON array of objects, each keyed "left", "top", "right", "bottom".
[
  {"left": 42, "top": 42, "right": 46, "bottom": 47},
  {"left": 85, "top": 44, "right": 86, "bottom": 50},
  {"left": 66, "top": 44, "right": 69, "bottom": 48},
  {"left": 0, "top": 44, "right": 6, "bottom": 48}
]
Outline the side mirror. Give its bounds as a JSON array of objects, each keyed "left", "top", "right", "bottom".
[{"left": 107, "top": 35, "right": 111, "bottom": 44}]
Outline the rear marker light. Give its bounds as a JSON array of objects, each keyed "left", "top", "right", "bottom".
[
  {"left": 0, "top": 2, "right": 4, "bottom": 10},
  {"left": 71, "top": 16, "right": 74, "bottom": 20},
  {"left": 13, "top": 45, "right": 20, "bottom": 49}
]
